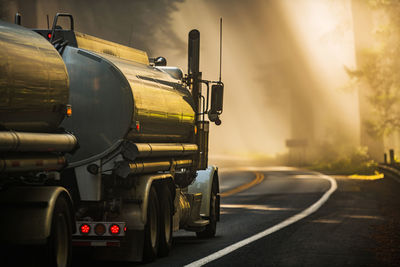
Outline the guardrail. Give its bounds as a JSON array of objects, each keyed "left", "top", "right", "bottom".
[{"left": 378, "top": 164, "right": 400, "bottom": 183}]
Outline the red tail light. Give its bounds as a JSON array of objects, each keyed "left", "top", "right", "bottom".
[
  {"left": 110, "top": 224, "right": 120, "bottom": 235},
  {"left": 80, "top": 224, "right": 90, "bottom": 235}
]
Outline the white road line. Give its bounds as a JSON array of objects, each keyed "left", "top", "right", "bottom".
[{"left": 185, "top": 174, "right": 337, "bottom": 267}]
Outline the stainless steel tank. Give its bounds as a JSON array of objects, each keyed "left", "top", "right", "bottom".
[
  {"left": 61, "top": 45, "right": 195, "bottom": 165},
  {"left": 0, "top": 20, "right": 69, "bottom": 132}
]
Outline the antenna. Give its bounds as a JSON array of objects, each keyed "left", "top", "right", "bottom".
[
  {"left": 219, "top": 17, "right": 223, "bottom": 82},
  {"left": 46, "top": 15, "right": 50, "bottom": 29}
]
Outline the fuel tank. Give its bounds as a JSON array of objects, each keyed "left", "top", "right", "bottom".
[
  {"left": 0, "top": 20, "right": 69, "bottom": 132},
  {"left": 61, "top": 45, "right": 196, "bottom": 165}
]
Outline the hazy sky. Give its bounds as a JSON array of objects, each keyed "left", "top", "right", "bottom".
[{"left": 153, "top": 0, "right": 359, "bottom": 160}]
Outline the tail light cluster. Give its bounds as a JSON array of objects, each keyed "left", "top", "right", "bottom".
[{"left": 75, "top": 221, "right": 126, "bottom": 237}]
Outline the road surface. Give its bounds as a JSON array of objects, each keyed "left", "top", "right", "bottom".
[{"left": 73, "top": 166, "right": 400, "bottom": 266}]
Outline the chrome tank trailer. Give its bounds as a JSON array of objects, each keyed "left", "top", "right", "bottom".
[
  {"left": 0, "top": 20, "right": 77, "bottom": 173},
  {"left": 0, "top": 13, "right": 224, "bottom": 264},
  {"left": 60, "top": 44, "right": 196, "bottom": 164},
  {"left": 0, "top": 20, "right": 69, "bottom": 132},
  {"left": 0, "top": 19, "right": 78, "bottom": 264}
]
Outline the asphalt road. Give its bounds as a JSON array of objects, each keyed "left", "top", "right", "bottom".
[{"left": 73, "top": 166, "right": 400, "bottom": 267}]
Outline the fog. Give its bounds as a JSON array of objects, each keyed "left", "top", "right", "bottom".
[
  {"left": 160, "top": 0, "right": 359, "bottom": 165},
  {"left": 1, "top": 0, "right": 361, "bottom": 165}
]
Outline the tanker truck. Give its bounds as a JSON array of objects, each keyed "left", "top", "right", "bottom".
[{"left": 0, "top": 13, "right": 224, "bottom": 266}]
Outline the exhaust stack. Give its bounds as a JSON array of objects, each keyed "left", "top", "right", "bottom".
[
  {"left": 188, "top": 29, "right": 209, "bottom": 170},
  {"left": 188, "top": 29, "right": 201, "bottom": 116}
]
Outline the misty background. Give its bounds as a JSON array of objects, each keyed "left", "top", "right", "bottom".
[{"left": 1, "top": 0, "right": 393, "bottom": 168}]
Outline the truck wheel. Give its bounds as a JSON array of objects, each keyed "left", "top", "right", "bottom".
[
  {"left": 196, "top": 177, "right": 218, "bottom": 238},
  {"left": 158, "top": 187, "right": 173, "bottom": 257},
  {"left": 44, "top": 194, "right": 72, "bottom": 267},
  {"left": 143, "top": 186, "right": 160, "bottom": 262}
]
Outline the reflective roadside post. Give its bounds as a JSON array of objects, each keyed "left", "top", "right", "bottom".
[{"left": 389, "top": 149, "right": 395, "bottom": 165}]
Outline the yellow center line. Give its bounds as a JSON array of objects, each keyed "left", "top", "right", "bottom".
[
  {"left": 348, "top": 171, "right": 384, "bottom": 180},
  {"left": 220, "top": 172, "right": 265, "bottom": 198}
]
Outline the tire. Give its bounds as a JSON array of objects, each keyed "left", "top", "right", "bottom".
[
  {"left": 196, "top": 177, "right": 218, "bottom": 238},
  {"left": 143, "top": 186, "right": 160, "bottom": 262},
  {"left": 0, "top": 195, "right": 73, "bottom": 267},
  {"left": 158, "top": 187, "right": 173, "bottom": 257},
  {"left": 45, "top": 194, "right": 73, "bottom": 267}
]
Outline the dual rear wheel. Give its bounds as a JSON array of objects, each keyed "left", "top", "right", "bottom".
[
  {"left": 143, "top": 186, "right": 173, "bottom": 262},
  {"left": 49, "top": 196, "right": 72, "bottom": 267},
  {"left": 143, "top": 178, "right": 218, "bottom": 261},
  {"left": 34, "top": 194, "right": 73, "bottom": 267}
]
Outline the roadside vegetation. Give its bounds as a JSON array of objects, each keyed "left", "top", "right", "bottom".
[{"left": 307, "top": 146, "right": 378, "bottom": 175}]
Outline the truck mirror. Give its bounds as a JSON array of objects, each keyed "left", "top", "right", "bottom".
[{"left": 210, "top": 84, "right": 224, "bottom": 113}]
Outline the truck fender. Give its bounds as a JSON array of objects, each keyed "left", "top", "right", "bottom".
[
  {"left": 188, "top": 166, "right": 219, "bottom": 217},
  {"left": 124, "top": 173, "right": 173, "bottom": 230},
  {"left": 0, "top": 186, "right": 75, "bottom": 245}
]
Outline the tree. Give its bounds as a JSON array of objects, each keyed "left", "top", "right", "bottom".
[{"left": 349, "top": 0, "right": 400, "bottom": 137}]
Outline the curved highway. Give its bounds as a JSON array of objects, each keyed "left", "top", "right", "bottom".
[
  {"left": 73, "top": 166, "right": 400, "bottom": 266},
  {"left": 154, "top": 167, "right": 335, "bottom": 267}
]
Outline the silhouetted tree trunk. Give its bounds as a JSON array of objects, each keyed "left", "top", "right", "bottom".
[{"left": 350, "top": 0, "right": 384, "bottom": 161}]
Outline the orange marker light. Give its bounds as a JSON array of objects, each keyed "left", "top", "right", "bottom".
[
  {"left": 66, "top": 104, "right": 72, "bottom": 117},
  {"left": 194, "top": 125, "right": 197, "bottom": 135}
]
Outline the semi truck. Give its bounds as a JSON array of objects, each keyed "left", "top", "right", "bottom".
[{"left": 0, "top": 13, "right": 224, "bottom": 266}]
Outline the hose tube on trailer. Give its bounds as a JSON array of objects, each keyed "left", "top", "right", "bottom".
[{"left": 0, "top": 131, "right": 77, "bottom": 153}]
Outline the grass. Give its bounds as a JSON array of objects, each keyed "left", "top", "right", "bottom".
[{"left": 306, "top": 147, "right": 379, "bottom": 175}]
